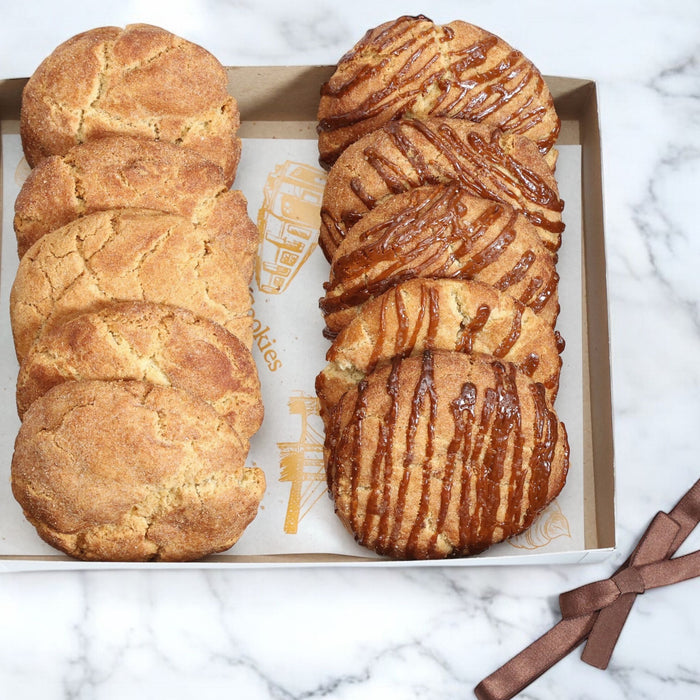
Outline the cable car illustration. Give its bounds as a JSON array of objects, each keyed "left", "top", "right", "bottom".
[{"left": 256, "top": 161, "right": 326, "bottom": 295}]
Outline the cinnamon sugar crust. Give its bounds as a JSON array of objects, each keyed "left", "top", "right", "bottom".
[
  {"left": 10, "top": 209, "right": 254, "bottom": 363},
  {"left": 14, "top": 135, "right": 257, "bottom": 262},
  {"left": 16, "top": 301, "right": 263, "bottom": 439},
  {"left": 20, "top": 24, "right": 240, "bottom": 184},
  {"left": 11, "top": 380, "right": 265, "bottom": 562}
]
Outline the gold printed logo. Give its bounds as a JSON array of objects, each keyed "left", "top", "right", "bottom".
[
  {"left": 507, "top": 500, "right": 572, "bottom": 550},
  {"left": 278, "top": 392, "right": 326, "bottom": 534},
  {"left": 256, "top": 161, "right": 326, "bottom": 295}
]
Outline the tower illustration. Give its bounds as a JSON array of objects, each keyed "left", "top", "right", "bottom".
[{"left": 278, "top": 392, "right": 326, "bottom": 534}]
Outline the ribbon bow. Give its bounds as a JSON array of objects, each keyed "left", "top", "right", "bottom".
[{"left": 474, "top": 477, "right": 700, "bottom": 700}]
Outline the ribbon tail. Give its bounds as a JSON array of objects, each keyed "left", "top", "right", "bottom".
[
  {"left": 668, "top": 479, "right": 700, "bottom": 551},
  {"left": 474, "top": 615, "right": 595, "bottom": 700},
  {"left": 580, "top": 508, "right": 700, "bottom": 669},
  {"left": 578, "top": 511, "right": 681, "bottom": 668},
  {"left": 639, "top": 550, "right": 700, "bottom": 590},
  {"left": 583, "top": 548, "right": 700, "bottom": 669},
  {"left": 475, "top": 478, "right": 700, "bottom": 698},
  {"left": 580, "top": 592, "right": 636, "bottom": 669}
]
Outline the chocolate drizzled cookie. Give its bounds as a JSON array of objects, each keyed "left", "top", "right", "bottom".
[
  {"left": 318, "top": 15, "right": 560, "bottom": 168},
  {"left": 325, "top": 350, "right": 569, "bottom": 559},
  {"left": 317, "top": 277, "right": 564, "bottom": 421},
  {"left": 321, "top": 183, "right": 560, "bottom": 334},
  {"left": 320, "top": 117, "right": 564, "bottom": 260}
]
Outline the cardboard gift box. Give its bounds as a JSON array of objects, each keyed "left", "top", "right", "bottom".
[{"left": 0, "top": 68, "right": 614, "bottom": 570}]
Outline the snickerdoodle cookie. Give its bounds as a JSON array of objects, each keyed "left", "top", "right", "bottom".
[
  {"left": 11, "top": 379, "right": 265, "bottom": 561},
  {"left": 14, "top": 135, "right": 257, "bottom": 262},
  {"left": 10, "top": 209, "right": 254, "bottom": 362},
  {"left": 20, "top": 24, "right": 240, "bottom": 184},
  {"left": 16, "top": 301, "right": 263, "bottom": 439}
]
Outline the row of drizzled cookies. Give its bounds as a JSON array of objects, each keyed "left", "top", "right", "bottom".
[
  {"left": 315, "top": 15, "right": 570, "bottom": 560},
  {"left": 9, "top": 24, "right": 266, "bottom": 562}
]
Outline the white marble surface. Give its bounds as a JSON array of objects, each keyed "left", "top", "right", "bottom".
[{"left": 1, "top": 0, "right": 699, "bottom": 698}]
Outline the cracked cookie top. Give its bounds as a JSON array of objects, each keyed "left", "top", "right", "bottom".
[
  {"left": 20, "top": 24, "right": 240, "bottom": 184},
  {"left": 11, "top": 379, "right": 266, "bottom": 562},
  {"left": 10, "top": 208, "right": 254, "bottom": 362},
  {"left": 16, "top": 301, "right": 264, "bottom": 439},
  {"left": 317, "top": 15, "right": 560, "bottom": 169},
  {"left": 13, "top": 135, "right": 257, "bottom": 260}
]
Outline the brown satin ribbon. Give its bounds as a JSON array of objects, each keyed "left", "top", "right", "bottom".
[{"left": 474, "top": 477, "right": 700, "bottom": 700}]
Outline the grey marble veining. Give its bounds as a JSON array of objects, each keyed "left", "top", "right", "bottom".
[{"left": 1, "top": 1, "right": 699, "bottom": 698}]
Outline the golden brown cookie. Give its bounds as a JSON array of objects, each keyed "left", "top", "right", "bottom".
[
  {"left": 318, "top": 15, "right": 560, "bottom": 168},
  {"left": 317, "top": 278, "right": 564, "bottom": 419},
  {"left": 16, "top": 301, "right": 263, "bottom": 439},
  {"left": 20, "top": 24, "right": 240, "bottom": 184},
  {"left": 325, "top": 350, "right": 569, "bottom": 559},
  {"left": 11, "top": 379, "right": 266, "bottom": 561},
  {"left": 10, "top": 209, "right": 254, "bottom": 363},
  {"left": 320, "top": 184, "right": 559, "bottom": 334},
  {"left": 319, "top": 118, "right": 564, "bottom": 260},
  {"left": 14, "top": 135, "right": 258, "bottom": 261}
]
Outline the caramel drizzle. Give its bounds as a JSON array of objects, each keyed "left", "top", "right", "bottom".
[
  {"left": 414, "top": 121, "right": 565, "bottom": 231},
  {"left": 499, "top": 365, "right": 528, "bottom": 540},
  {"left": 321, "top": 184, "right": 552, "bottom": 317},
  {"left": 492, "top": 303, "right": 523, "bottom": 358},
  {"left": 371, "top": 357, "right": 402, "bottom": 553},
  {"left": 528, "top": 269, "right": 560, "bottom": 314},
  {"left": 455, "top": 303, "right": 491, "bottom": 353},
  {"left": 320, "top": 209, "right": 348, "bottom": 253},
  {"left": 319, "top": 20, "right": 439, "bottom": 130},
  {"left": 435, "top": 46, "right": 557, "bottom": 153},
  {"left": 555, "top": 330, "right": 566, "bottom": 354},
  {"left": 363, "top": 281, "right": 556, "bottom": 395},
  {"left": 318, "top": 16, "right": 559, "bottom": 157},
  {"left": 366, "top": 282, "right": 442, "bottom": 377},
  {"left": 366, "top": 287, "right": 392, "bottom": 371},
  {"left": 398, "top": 351, "right": 438, "bottom": 556},
  {"left": 520, "top": 352, "right": 541, "bottom": 378},
  {"left": 328, "top": 352, "right": 561, "bottom": 558},
  {"left": 525, "top": 382, "right": 561, "bottom": 523},
  {"left": 494, "top": 250, "right": 536, "bottom": 290},
  {"left": 441, "top": 379, "right": 477, "bottom": 555},
  {"left": 320, "top": 118, "right": 564, "bottom": 257}
]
